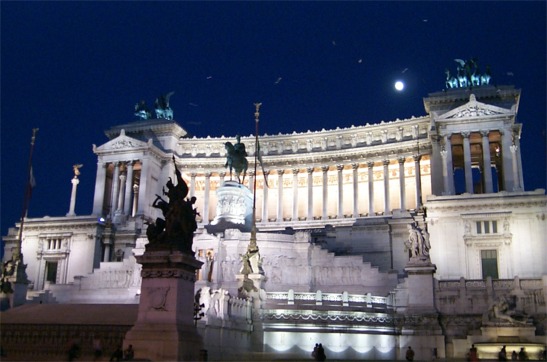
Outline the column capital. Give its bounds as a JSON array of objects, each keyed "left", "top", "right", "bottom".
[
  {"left": 321, "top": 165, "right": 330, "bottom": 173},
  {"left": 367, "top": 161, "right": 375, "bottom": 168},
  {"left": 276, "top": 169, "right": 285, "bottom": 176},
  {"left": 218, "top": 171, "right": 226, "bottom": 178},
  {"left": 398, "top": 157, "right": 406, "bottom": 165},
  {"left": 351, "top": 163, "right": 359, "bottom": 170},
  {"left": 119, "top": 174, "right": 126, "bottom": 181},
  {"left": 510, "top": 144, "right": 518, "bottom": 153},
  {"left": 336, "top": 164, "right": 344, "bottom": 172},
  {"left": 292, "top": 168, "right": 299, "bottom": 175},
  {"left": 204, "top": 172, "right": 212, "bottom": 178},
  {"left": 382, "top": 159, "right": 390, "bottom": 166},
  {"left": 440, "top": 149, "right": 448, "bottom": 158},
  {"left": 461, "top": 131, "right": 471, "bottom": 138},
  {"left": 190, "top": 172, "right": 197, "bottom": 178},
  {"left": 306, "top": 167, "right": 314, "bottom": 175},
  {"left": 413, "top": 155, "right": 422, "bottom": 162},
  {"left": 480, "top": 130, "right": 490, "bottom": 138},
  {"left": 248, "top": 170, "right": 256, "bottom": 177}
]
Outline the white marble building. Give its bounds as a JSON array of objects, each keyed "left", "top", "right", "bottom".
[{"left": 2, "top": 84, "right": 546, "bottom": 360}]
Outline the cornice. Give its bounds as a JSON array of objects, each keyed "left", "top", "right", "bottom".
[{"left": 177, "top": 117, "right": 430, "bottom": 159}]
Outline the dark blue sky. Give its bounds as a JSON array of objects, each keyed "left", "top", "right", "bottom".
[{"left": 2, "top": 2, "right": 546, "bottom": 239}]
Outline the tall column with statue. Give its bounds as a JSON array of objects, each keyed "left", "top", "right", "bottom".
[{"left": 124, "top": 156, "right": 204, "bottom": 361}]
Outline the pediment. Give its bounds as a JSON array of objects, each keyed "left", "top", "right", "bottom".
[
  {"left": 438, "top": 94, "right": 513, "bottom": 121},
  {"left": 93, "top": 129, "right": 149, "bottom": 153}
]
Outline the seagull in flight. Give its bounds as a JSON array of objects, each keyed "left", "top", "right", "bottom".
[{"left": 274, "top": 77, "right": 282, "bottom": 84}]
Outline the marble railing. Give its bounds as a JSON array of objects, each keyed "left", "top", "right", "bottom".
[
  {"left": 435, "top": 277, "right": 546, "bottom": 315},
  {"left": 266, "top": 290, "right": 394, "bottom": 310}
]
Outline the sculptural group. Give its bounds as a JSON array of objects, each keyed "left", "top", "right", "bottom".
[
  {"left": 146, "top": 156, "right": 198, "bottom": 254},
  {"left": 445, "top": 58, "right": 491, "bottom": 89}
]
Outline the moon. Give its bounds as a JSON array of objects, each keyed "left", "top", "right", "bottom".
[{"left": 394, "top": 81, "right": 405, "bottom": 91}]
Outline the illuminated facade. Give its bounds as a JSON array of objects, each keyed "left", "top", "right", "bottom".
[{"left": 2, "top": 85, "right": 546, "bottom": 360}]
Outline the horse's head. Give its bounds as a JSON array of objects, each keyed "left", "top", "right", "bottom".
[{"left": 225, "top": 142, "right": 234, "bottom": 153}]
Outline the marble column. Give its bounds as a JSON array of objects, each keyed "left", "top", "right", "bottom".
[
  {"left": 462, "top": 131, "right": 474, "bottom": 193},
  {"left": 110, "top": 162, "right": 121, "bottom": 219},
  {"left": 92, "top": 161, "right": 107, "bottom": 216},
  {"left": 67, "top": 177, "right": 80, "bottom": 216},
  {"left": 292, "top": 169, "right": 299, "bottom": 221},
  {"left": 414, "top": 155, "right": 422, "bottom": 209},
  {"left": 367, "top": 161, "right": 375, "bottom": 216},
  {"left": 124, "top": 162, "right": 134, "bottom": 216},
  {"left": 500, "top": 129, "right": 514, "bottom": 191},
  {"left": 307, "top": 167, "right": 314, "bottom": 221},
  {"left": 137, "top": 158, "right": 150, "bottom": 217},
  {"left": 321, "top": 165, "right": 329, "bottom": 220},
  {"left": 514, "top": 132, "right": 524, "bottom": 190},
  {"left": 352, "top": 163, "right": 359, "bottom": 217},
  {"left": 481, "top": 131, "right": 493, "bottom": 193},
  {"left": 443, "top": 134, "right": 455, "bottom": 195},
  {"left": 249, "top": 171, "right": 255, "bottom": 194},
  {"left": 277, "top": 169, "right": 284, "bottom": 221},
  {"left": 132, "top": 184, "right": 139, "bottom": 217},
  {"left": 383, "top": 160, "right": 390, "bottom": 214},
  {"left": 337, "top": 164, "right": 344, "bottom": 218},
  {"left": 440, "top": 148, "right": 450, "bottom": 195},
  {"left": 117, "top": 174, "right": 127, "bottom": 213},
  {"left": 398, "top": 157, "right": 406, "bottom": 210},
  {"left": 103, "top": 240, "right": 111, "bottom": 262},
  {"left": 203, "top": 172, "right": 211, "bottom": 223},
  {"left": 190, "top": 172, "right": 196, "bottom": 198},
  {"left": 262, "top": 171, "right": 269, "bottom": 222},
  {"left": 510, "top": 144, "right": 521, "bottom": 191}
]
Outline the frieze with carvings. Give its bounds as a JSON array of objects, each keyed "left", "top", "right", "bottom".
[
  {"left": 260, "top": 311, "right": 394, "bottom": 324},
  {"left": 447, "top": 105, "right": 501, "bottom": 119},
  {"left": 141, "top": 268, "right": 196, "bottom": 281}
]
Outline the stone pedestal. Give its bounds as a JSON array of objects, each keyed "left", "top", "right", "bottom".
[
  {"left": 206, "top": 181, "right": 253, "bottom": 233},
  {"left": 404, "top": 259, "right": 437, "bottom": 313},
  {"left": 236, "top": 273, "right": 266, "bottom": 312},
  {"left": 124, "top": 246, "right": 203, "bottom": 361}
]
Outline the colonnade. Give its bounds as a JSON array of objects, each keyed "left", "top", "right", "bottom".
[
  {"left": 92, "top": 160, "right": 141, "bottom": 219},
  {"left": 439, "top": 129, "right": 522, "bottom": 195},
  {"left": 188, "top": 157, "right": 424, "bottom": 223}
]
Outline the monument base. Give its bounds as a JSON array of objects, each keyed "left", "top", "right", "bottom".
[
  {"left": 206, "top": 181, "right": 253, "bottom": 234},
  {"left": 124, "top": 247, "right": 203, "bottom": 361},
  {"left": 404, "top": 260, "right": 437, "bottom": 313},
  {"left": 124, "top": 323, "right": 204, "bottom": 361}
]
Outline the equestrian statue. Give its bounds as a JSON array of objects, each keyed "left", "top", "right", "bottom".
[{"left": 225, "top": 135, "right": 248, "bottom": 184}]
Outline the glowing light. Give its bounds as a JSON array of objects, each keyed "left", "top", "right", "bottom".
[{"left": 394, "top": 81, "right": 404, "bottom": 91}]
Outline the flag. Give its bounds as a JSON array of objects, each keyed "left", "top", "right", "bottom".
[
  {"left": 29, "top": 166, "right": 36, "bottom": 189},
  {"left": 256, "top": 139, "right": 269, "bottom": 188},
  {"left": 26, "top": 166, "right": 36, "bottom": 211}
]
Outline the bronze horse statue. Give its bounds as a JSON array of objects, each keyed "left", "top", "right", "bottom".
[{"left": 225, "top": 140, "right": 248, "bottom": 183}]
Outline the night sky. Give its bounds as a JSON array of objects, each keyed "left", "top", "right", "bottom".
[{"left": 2, "top": 2, "right": 546, "bottom": 240}]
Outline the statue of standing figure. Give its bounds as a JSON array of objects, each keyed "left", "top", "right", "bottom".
[
  {"left": 405, "top": 222, "right": 431, "bottom": 259},
  {"left": 146, "top": 156, "right": 198, "bottom": 254}
]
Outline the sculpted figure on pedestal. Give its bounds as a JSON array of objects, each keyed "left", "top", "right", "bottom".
[
  {"left": 224, "top": 135, "right": 248, "bottom": 183},
  {"left": 146, "top": 156, "right": 198, "bottom": 254},
  {"left": 405, "top": 222, "right": 431, "bottom": 259}
]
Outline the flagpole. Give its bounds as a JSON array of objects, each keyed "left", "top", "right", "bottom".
[
  {"left": 16, "top": 128, "right": 39, "bottom": 263},
  {"left": 248, "top": 103, "right": 262, "bottom": 252}
]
